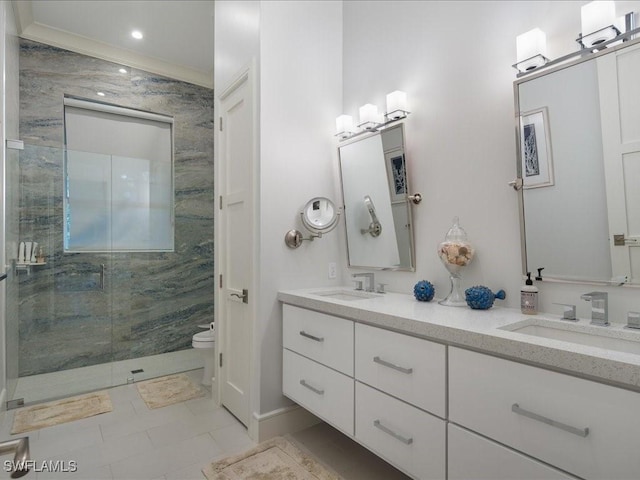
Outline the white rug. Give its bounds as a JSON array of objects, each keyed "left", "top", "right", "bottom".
[
  {"left": 136, "top": 373, "right": 204, "bottom": 409},
  {"left": 11, "top": 391, "right": 112, "bottom": 434},
  {"left": 203, "top": 436, "right": 345, "bottom": 480}
]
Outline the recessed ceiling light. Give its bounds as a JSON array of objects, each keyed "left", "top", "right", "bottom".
[
  {"left": 119, "top": 68, "right": 127, "bottom": 74},
  {"left": 131, "top": 30, "right": 143, "bottom": 40},
  {"left": 97, "top": 92, "right": 106, "bottom": 97}
]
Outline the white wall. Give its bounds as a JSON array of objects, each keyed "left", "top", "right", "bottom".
[
  {"left": 258, "top": 0, "right": 343, "bottom": 414},
  {"left": 342, "top": 0, "right": 640, "bottom": 323}
]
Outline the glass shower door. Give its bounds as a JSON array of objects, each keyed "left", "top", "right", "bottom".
[{"left": 6, "top": 143, "right": 115, "bottom": 405}]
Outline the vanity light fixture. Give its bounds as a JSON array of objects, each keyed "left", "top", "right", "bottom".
[
  {"left": 513, "top": 28, "right": 549, "bottom": 73},
  {"left": 335, "top": 91, "right": 411, "bottom": 142},
  {"left": 358, "top": 104, "right": 381, "bottom": 131},
  {"left": 335, "top": 114, "right": 355, "bottom": 140},
  {"left": 578, "top": 1, "right": 620, "bottom": 49},
  {"left": 386, "top": 90, "right": 409, "bottom": 120},
  {"left": 514, "top": 8, "right": 638, "bottom": 77}
]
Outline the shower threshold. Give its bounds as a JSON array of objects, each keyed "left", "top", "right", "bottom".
[{"left": 11, "top": 349, "right": 202, "bottom": 405}]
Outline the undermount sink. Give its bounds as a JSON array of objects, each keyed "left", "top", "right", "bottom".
[
  {"left": 311, "top": 289, "right": 380, "bottom": 301},
  {"left": 500, "top": 318, "right": 640, "bottom": 355}
]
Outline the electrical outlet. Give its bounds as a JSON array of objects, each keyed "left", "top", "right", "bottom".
[{"left": 328, "top": 262, "right": 337, "bottom": 279}]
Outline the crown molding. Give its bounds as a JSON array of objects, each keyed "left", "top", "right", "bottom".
[{"left": 12, "top": 1, "right": 213, "bottom": 89}]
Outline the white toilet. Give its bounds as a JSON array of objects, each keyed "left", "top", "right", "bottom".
[{"left": 192, "top": 322, "right": 215, "bottom": 386}]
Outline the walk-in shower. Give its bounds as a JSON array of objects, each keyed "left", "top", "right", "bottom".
[{"left": 3, "top": 38, "right": 215, "bottom": 407}]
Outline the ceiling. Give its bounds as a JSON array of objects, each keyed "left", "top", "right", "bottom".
[{"left": 13, "top": 0, "right": 214, "bottom": 88}]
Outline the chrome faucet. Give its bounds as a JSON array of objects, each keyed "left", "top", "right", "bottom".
[
  {"left": 580, "top": 291, "right": 609, "bottom": 326},
  {"left": 352, "top": 272, "right": 375, "bottom": 292}
]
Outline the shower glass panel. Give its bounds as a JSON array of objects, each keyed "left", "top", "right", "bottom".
[{"left": 6, "top": 143, "right": 200, "bottom": 407}]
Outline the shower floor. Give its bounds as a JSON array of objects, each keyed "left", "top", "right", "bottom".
[{"left": 12, "top": 348, "right": 203, "bottom": 405}]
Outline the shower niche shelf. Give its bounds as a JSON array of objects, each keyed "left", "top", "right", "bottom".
[{"left": 15, "top": 262, "right": 46, "bottom": 275}]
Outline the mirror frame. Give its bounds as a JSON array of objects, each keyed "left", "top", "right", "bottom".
[
  {"left": 338, "top": 122, "right": 416, "bottom": 271},
  {"left": 514, "top": 36, "right": 640, "bottom": 287}
]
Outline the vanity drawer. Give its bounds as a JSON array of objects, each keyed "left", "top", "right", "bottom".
[
  {"left": 448, "top": 424, "right": 574, "bottom": 480},
  {"left": 355, "top": 323, "right": 445, "bottom": 417},
  {"left": 355, "top": 382, "right": 445, "bottom": 480},
  {"left": 283, "top": 349, "right": 354, "bottom": 436},
  {"left": 449, "top": 347, "right": 640, "bottom": 480},
  {"left": 283, "top": 304, "right": 354, "bottom": 375}
]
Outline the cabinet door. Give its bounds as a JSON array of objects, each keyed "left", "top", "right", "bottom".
[
  {"left": 355, "top": 382, "right": 445, "bottom": 480},
  {"left": 355, "top": 323, "right": 445, "bottom": 417},
  {"left": 283, "top": 304, "right": 354, "bottom": 375},
  {"left": 449, "top": 347, "right": 640, "bottom": 480},
  {"left": 283, "top": 349, "right": 354, "bottom": 436},
  {"left": 448, "top": 424, "right": 574, "bottom": 480}
]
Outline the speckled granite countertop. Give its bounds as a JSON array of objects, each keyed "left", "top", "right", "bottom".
[{"left": 278, "top": 288, "right": 640, "bottom": 392}]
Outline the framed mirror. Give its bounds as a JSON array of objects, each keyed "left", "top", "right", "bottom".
[
  {"left": 515, "top": 37, "right": 640, "bottom": 285},
  {"left": 338, "top": 123, "right": 415, "bottom": 270}
]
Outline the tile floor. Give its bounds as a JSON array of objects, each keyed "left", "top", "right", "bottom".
[{"left": 0, "top": 369, "right": 409, "bottom": 480}]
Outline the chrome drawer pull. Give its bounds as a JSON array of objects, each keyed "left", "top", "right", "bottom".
[
  {"left": 299, "top": 331, "right": 324, "bottom": 342},
  {"left": 373, "top": 419, "right": 413, "bottom": 445},
  {"left": 373, "top": 356, "right": 413, "bottom": 374},
  {"left": 511, "top": 403, "right": 589, "bottom": 438},
  {"left": 299, "top": 379, "right": 324, "bottom": 395}
]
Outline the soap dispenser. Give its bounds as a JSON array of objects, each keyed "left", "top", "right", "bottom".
[{"left": 521, "top": 272, "right": 538, "bottom": 315}]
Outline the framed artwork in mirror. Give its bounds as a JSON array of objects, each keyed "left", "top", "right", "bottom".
[
  {"left": 520, "top": 107, "right": 554, "bottom": 189},
  {"left": 385, "top": 150, "right": 407, "bottom": 202}
]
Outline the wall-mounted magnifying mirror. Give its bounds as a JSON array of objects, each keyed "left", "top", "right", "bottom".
[
  {"left": 285, "top": 197, "right": 340, "bottom": 249},
  {"left": 339, "top": 123, "right": 419, "bottom": 271}
]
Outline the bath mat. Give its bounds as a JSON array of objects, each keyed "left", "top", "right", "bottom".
[
  {"left": 203, "top": 436, "right": 345, "bottom": 480},
  {"left": 11, "top": 391, "right": 113, "bottom": 434},
  {"left": 136, "top": 373, "right": 204, "bottom": 409}
]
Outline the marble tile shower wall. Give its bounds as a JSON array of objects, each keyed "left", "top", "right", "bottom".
[{"left": 17, "top": 39, "right": 215, "bottom": 376}]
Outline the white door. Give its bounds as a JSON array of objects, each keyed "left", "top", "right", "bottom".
[
  {"left": 598, "top": 43, "right": 640, "bottom": 283},
  {"left": 217, "top": 67, "right": 255, "bottom": 426}
]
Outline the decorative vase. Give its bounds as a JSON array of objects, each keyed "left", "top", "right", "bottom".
[{"left": 437, "top": 217, "right": 474, "bottom": 307}]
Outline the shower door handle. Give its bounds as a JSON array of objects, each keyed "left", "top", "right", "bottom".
[{"left": 100, "top": 264, "right": 105, "bottom": 290}]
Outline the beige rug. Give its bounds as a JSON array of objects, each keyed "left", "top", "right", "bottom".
[
  {"left": 136, "top": 373, "right": 204, "bottom": 409},
  {"left": 11, "top": 391, "right": 113, "bottom": 434},
  {"left": 203, "top": 436, "right": 345, "bottom": 480}
]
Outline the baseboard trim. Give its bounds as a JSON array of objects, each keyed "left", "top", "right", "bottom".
[{"left": 249, "top": 404, "right": 321, "bottom": 443}]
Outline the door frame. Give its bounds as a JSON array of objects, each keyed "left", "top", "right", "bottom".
[{"left": 214, "top": 60, "right": 259, "bottom": 430}]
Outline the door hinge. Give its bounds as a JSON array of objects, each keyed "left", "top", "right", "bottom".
[
  {"left": 219, "top": 274, "right": 223, "bottom": 288},
  {"left": 219, "top": 352, "right": 223, "bottom": 367},
  {"left": 219, "top": 117, "right": 223, "bottom": 131},
  {"left": 219, "top": 195, "right": 223, "bottom": 210},
  {"left": 614, "top": 234, "right": 638, "bottom": 246}
]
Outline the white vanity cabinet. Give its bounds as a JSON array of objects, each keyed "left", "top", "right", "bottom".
[
  {"left": 282, "top": 304, "right": 447, "bottom": 479},
  {"left": 447, "top": 424, "right": 573, "bottom": 480},
  {"left": 282, "top": 304, "right": 355, "bottom": 435},
  {"left": 354, "top": 323, "right": 447, "bottom": 479},
  {"left": 354, "top": 323, "right": 446, "bottom": 417},
  {"left": 449, "top": 347, "right": 640, "bottom": 480}
]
